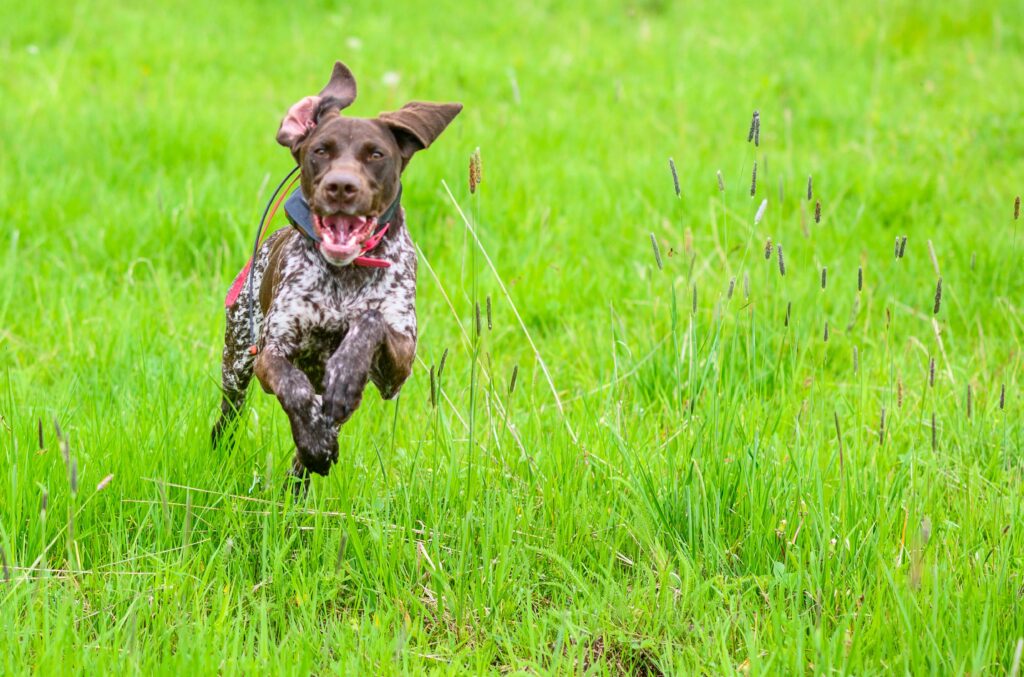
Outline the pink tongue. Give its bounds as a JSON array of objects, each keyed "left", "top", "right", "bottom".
[
  {"left": 320, "top": 241, "right": 361, "bottom": 259},
  {"left": 314, "top": 214, "right": 376, "bottom": 262},
  {"left": 323, "top": 216, "right": 372, "bottom": 240},
  {"left": 323, "top": 215, "right": 358, "bottom": 236}
]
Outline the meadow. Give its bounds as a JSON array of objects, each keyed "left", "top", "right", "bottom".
[{"left": 2, "top": 0, "right": 1023, "bottom": 673}]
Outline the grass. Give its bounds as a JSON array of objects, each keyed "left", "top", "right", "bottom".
[{"left": 2, "top": 0, "right": 1023, "bottom": 673}]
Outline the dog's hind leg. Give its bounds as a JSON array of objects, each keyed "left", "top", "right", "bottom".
[
  {"left": 212, "top": 300, "right": 257, "bottom": 447},
  {"left": 212, "top": 231, "right": 285, "bottom": 447}
]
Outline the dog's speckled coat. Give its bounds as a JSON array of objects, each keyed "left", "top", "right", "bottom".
[{"left": 211, "top": 61, "right": 459, "bottom": 483}]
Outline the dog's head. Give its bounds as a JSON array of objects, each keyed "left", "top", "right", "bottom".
[{"left": 275, "top": 61, "right": 462, "bottom": 267}]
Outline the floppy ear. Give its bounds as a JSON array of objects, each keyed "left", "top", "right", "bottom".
[
  {"left": 275, "top": 61, "right": 358, "bottom": 150},
  {"left": 317, "top": 61, "right": 357, "bottom": 112},
  {"left": 379, "top": 102, "right": 463, "bottom": 163}
]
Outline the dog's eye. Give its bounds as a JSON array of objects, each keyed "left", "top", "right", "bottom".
[
  {"left": 369, "top": 149, "right": 385, "bottom": 160},
  {"left": 313, "top": 146, "right": 328, "bottom": 157}
]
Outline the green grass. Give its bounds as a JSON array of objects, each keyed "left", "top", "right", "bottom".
[{"left": 2, "top": 0, "right": 1023, "bottom": 673}]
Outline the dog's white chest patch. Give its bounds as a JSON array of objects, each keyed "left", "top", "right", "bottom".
[{"left": 258, "top": 222, "right": 417, "bottom": 357}]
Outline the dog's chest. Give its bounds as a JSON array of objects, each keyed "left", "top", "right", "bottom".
[
  {"left": 261, "top": 225, "right": 417, "bottom": 358},
  {"left": 280, "top": 260, "right": 389, "bottom": 342}
]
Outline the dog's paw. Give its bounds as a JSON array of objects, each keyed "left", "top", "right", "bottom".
[
  {"left": 322, "top": 372, "right": 367, "bottom": 426},
  {"left": 289, "top": 406, "right": 338, "bottom": 476}
]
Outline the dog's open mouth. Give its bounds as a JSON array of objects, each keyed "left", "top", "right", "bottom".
[{"left": 312, "top": 213, "right": 378, "bottom": 265}]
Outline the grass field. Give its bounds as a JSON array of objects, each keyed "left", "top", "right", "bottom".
[{"left": 3, "top": 0, "right": 1024, "bottom": 673}]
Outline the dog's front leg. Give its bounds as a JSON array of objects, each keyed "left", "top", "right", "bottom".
[
  {"left": 369, "top": 327, "right": 415, "bottom": 401},
  {"left": 322, "top": 310, "right": 414, "bottom": 425},
  {"left": 254, "top": 349, "right": 338, "bottom": 475}
]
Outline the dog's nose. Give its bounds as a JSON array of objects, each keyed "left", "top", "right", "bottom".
[{"left": 322, "top": 172, "right": 362, "bottom": 200}]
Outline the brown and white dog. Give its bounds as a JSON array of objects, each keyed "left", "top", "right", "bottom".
[{"left": 212, "top": 62, "right": 461, "bottom": 484}]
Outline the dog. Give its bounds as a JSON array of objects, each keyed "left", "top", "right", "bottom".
[{"left": 212, "top": 61, "right": 461, "bottom": 484}]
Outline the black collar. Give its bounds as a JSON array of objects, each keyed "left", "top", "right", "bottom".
[{"left": 283, "top": 184, "right": 403, "bottom": 244}]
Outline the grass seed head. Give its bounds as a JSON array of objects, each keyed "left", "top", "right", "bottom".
[
  {"left": 777, "top": 244, "right": 786, "bottom": 276},
  {"left": 474, "top": 301, "right": 482, "bottom": 336},
  {"left": 814, "top": 200, "right": 821, "bottom": 223},
  {"left": 468, "top": 147, "right": 482, "bottom": 193},
  {"left": 669, "top": 158, "right": 681, "bottom": 197},
  {"left": 929, "top": 357, "right": 935, "bottom": 387},
  {"left": 429, "top": 365, "right": 436, "bottom": 407},
  {"left": 858, "top": 266, "right": 863, "bottom": 291},
  {"left": 966, "top": 384, "right": 972, "bottom": 419},
  {"left": 438, "top": 348, "right": 449, "bottom": 379},
  {"left": 37, "top": 418, "right": 43, "bottom": 450},
  {"left": 824, "top": 321, "right": 829, "bottom": 342},
  {"left": 1016, "top": 196, "right": 1021, "bottom": 220},
  {"left": 899, "top": 236, "right": 907, "bottom": 258},
  {"left": 755, "top": 198, "right": 768, "bottom": 224},
  {"left": 717, "top": 170, "right": 724, "bottom": 192},
  {"left": 747, "top": 110, "right": 759, "bottom": 143},
  {"left": 486, "top": 295, "right": 492, "bottom": 330},
  {"left": 807, "top": 175, "right": 813, "bottom": 201},
  {"left": 750, "top": 161, "right": 757, "bottom": 197},
  {"left": 821, "top": 266, "right": 827, "bottom": 289},
  {"left": 96, "top": 474, "right": 114, "bottom": 492},
  {"left": 754, "top": 116, "right": 760, "bottom": 146},
  {"left": 785, "top": 301, "right": 791, "bottom": 327},
  {"left": 54, "top": 419, "right": 69, "bottom": 467},
  {"left": 509, "top": 365, "right": 519, "bottom": 394},
  {"left": 898, "top": 378, "right": 903, "bottom": 409},
  {"left": 650, "top": 232, "right": 663, "bottom": 270},
  {"left": 1000, "top": 383, "right": 1005, "bottom": 410},
  {"left": 727, "top": 276, "right": 736, "bottom": 299},
  {"left": 692, "top": 283, "right": 698, "bottom": 314},
  {"left": 933, "top": 277, "right": 943, "bottom": 314},
  {"left": 879, "top": 406, "right": 886, "bottom": 445},
  {"left": 764, "top": 238, "right": 773, "bottom": 260}
]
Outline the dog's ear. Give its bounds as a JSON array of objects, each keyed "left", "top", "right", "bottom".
[
  {"left": 276, "top": 95, "right": 321, "bottom": 150},
  {"left": 318, "top": 61, "right": 357, "bottom": 110},
  {"left": 276, "top": 61, "right": 358, "bottom": 150},
  {"left": 379, "top": 102, "right": 462, "bottom": 164}
]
